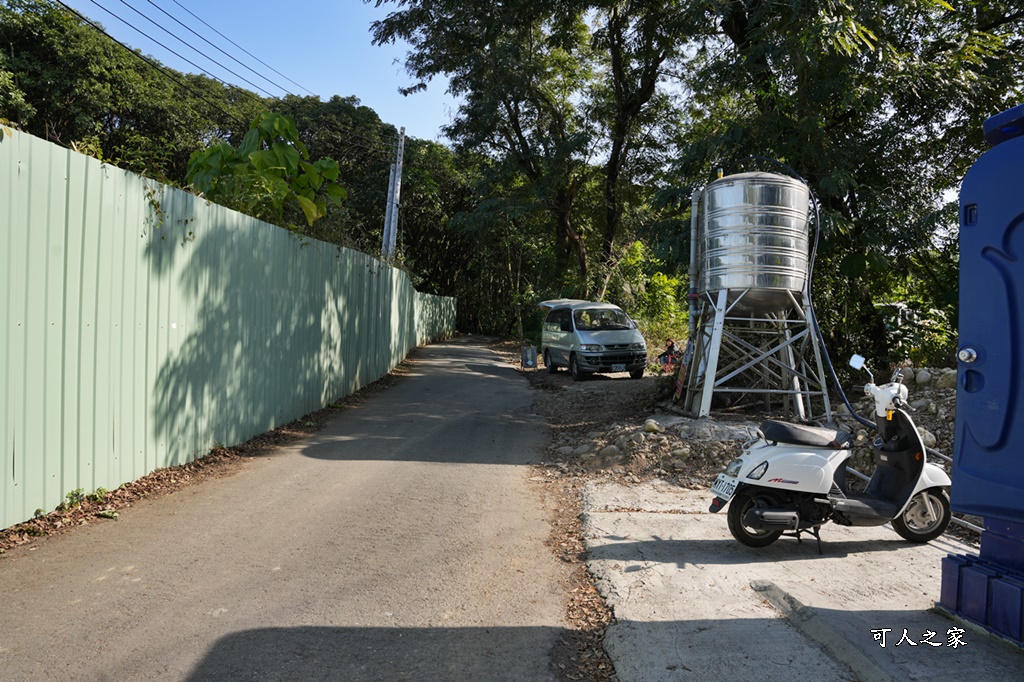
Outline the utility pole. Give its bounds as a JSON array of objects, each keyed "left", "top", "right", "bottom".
[{"left": 381, "top": 127, "right": 406, "bottom": 260}]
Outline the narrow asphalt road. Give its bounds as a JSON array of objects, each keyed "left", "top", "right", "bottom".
[{"left": 0, "top": 338, "right": 568, "bottom": 681}]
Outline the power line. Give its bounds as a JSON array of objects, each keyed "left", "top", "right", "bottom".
[
  {"left": 170, "top": 0, "right": 315, "bottom": 96},
  {"left": 89, "top": 2, "right": 398, "bottom": 154},
  {"left": 58, "top": 1, "right": 405, "bottom": 162},
  {"left": 127, "top": 0, "right": 286, "bottom": 98},
  {"left": 89, "top": 0, "right": 269, "bottom": 104},
  {"left": 53, "top": 0, "right": 250, "bottom": 130}
]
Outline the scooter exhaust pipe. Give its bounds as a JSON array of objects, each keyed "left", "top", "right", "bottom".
[{"left": 743, "top": 508, "right": 805, "bottom": 531}]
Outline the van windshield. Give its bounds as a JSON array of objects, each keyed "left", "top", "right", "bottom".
[{"left": 573, "top": 308, "right": 632, "bottom": 331}]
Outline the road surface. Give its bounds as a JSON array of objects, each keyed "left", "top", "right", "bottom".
[{"left": 0, "top": 338, "right": 567, "bottom": 681}]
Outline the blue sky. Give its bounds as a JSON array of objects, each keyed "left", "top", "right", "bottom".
[{"left": 58, "top": 0, "right": 457, "bottom": 141}]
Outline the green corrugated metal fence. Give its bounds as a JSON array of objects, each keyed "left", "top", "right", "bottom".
[{"left": 0, "top": 130, "right": 455, "bottom": 530}]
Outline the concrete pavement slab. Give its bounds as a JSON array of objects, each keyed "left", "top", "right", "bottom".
[{"left": 583, "top": 480, "right": 1024, "bottom": 681}]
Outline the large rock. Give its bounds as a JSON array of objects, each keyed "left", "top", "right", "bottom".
[
  {"left": 643, "top": 419, "right": 665, "bottom": 433},
  {"left": 915, "top": 369, "right": 933, "bottom": 386},
  {"left": 918, "top": 428, "right": 937, "bottom": 449},
  {"left": 671, "top": 443, "right": 691, "bottom": 457},
  {"left": 935, "top": 369, "right": 957, "bottom": 390}
]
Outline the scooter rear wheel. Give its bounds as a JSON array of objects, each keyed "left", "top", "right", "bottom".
[
  {"left": 727, "top": 491, "right": 783, "bottom": 548},
  {"left": 892, "top": 488, "right": 951, "bottom": 543}
]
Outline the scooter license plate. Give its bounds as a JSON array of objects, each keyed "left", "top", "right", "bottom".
[
  {"left": 710, "top": 474, "right": 738, "bottom": 501},
  {"left": 612, "top": 363, "right": 626, "bottom": 372}
]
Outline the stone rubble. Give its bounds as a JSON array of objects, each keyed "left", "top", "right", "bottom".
[{"left": 539, "top": 363, "right": 960, "bottom": 492}]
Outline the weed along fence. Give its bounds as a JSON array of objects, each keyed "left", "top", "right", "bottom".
[{"left": 0, "top": 130, "right": 456, "bottom": 530}]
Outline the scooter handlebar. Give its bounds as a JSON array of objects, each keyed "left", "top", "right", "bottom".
[{"left": 894, "top": 397, "right": 914, "bottom": 411}]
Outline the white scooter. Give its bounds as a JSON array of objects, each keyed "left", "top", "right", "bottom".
[{"left": 708, "top": 354, "right": 952, "bottom": 549}]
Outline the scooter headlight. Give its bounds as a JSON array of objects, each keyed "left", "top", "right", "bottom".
[
  {"left": 747, "top": 461, "right": 769, "bottom": 480},
  {"left": 724, "top": 458, "right": 744, "bottom": 477}
]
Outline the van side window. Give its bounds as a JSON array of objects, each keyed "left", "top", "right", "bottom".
[
  {"left": 544, "top": 310, "right": 562, "bottom": 333},
  {"left": 559, "top": 310, "right": 573, "bottom": 332}
]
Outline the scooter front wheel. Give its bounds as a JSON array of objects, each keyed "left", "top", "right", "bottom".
[
  {"left": 727, "top": 491, "right": 783, "bottom": 548},
  {"left": 892, "top": 488, "right": 951, "bottom": 543}
]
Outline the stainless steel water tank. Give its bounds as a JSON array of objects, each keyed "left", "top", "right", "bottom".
[{"left": 699, "top": 172, "right": 810, "bottom": 312}]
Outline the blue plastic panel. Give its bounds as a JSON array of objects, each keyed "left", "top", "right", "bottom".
[
  {"left": 983, "top": 103, "right": 1024, "bottom": 147},
  {"left": 953, "top": 110, "right": 1024, "bottom": 524}
]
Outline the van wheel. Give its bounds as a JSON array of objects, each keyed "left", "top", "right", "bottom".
[
  {"left": 569, "top": 353, "right": 584, "bottom": 381},
  {"left": 629, "top": 367, "right": 644, "bottom": 379},
  {"left": 544, "top": 350, "right": 557, "bottom": 373}
]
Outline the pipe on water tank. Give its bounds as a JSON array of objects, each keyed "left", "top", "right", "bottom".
[{"left": 688, "top": 188, "right": 700, "bottom": 341}]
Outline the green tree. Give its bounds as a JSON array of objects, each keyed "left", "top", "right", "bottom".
[
  {"left": 371, "top": 1, "right": 693, "bottom": 302},
  {"left": 0, "top": 50, "right": 32, "bottom": 124},
  {"left": 372, "top": 0, "right": 597, "bottom": 294},
  {"left": 447, "top": 154, "right": 556, "bottom": 336},
  {"left": 0, "top": 0, "right": 117, "bottom": 144},
  {"left": 669, "top": 0, "right": 1023, "bottom": 363},
  {"left": 0, "top": 0, "right": 259, "bottom": 181},
  {"left": 587, "top": 1, "right": 689, "bottom": 297},
  {"left": 187, "top": 111, "right": 346, "bottom": 230},
  {"left": 272, "top": 94, "right": 398, "bottom": 251}
]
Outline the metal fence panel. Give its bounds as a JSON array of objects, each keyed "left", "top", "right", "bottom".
[{"left": 1, "top": 131, "right": 455, "bottom": 530}]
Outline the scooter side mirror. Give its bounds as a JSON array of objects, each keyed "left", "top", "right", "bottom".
[{"left": 849, "top": 353, "right": 874, "bottom": 384}]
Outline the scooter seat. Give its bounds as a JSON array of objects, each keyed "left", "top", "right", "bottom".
[{"left": 760, "top": 420, "right": 852, "bottom": 449}]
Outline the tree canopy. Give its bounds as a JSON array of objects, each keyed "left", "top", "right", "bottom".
[
  {"left": 2, "top": 0, "right": 1022, "bottom": 363},
  {"left": 372, "top": 0, "right": 1023, "bottom": 362}
]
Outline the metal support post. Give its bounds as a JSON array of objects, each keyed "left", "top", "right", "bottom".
[
  {"left": 697, "top": 289, "right": 730, "bottom": 417},
  {"left": 381, "top": 127, "right": 405, "bottom": 260}
]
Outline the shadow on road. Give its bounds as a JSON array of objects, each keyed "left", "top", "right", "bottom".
[
  {"left": 587, "top": 535, "right": 910, "bottom": 566},
  {"left": 186, "top": 625, "right": 567, "bottom": 682},
  {"left": 297, "top": 340, "right": 547, "bottom": 466},
  {"left": 185, "top": 605, "right": 1015, "bottom": 682},
  {"left": 599, "top": 608, "right": 1009, "bottom": 682}
]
